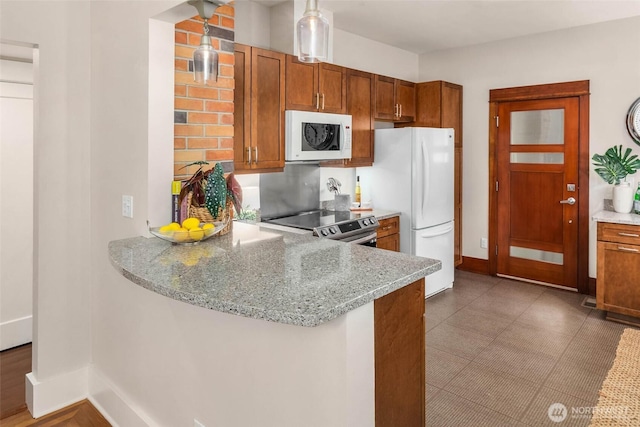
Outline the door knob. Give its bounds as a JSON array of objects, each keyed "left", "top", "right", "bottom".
[{"left": 560, "top": 197, "right": 576, "bottom": 205}]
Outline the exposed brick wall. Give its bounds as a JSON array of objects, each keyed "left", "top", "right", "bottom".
[{"left": 174, "top": 5, "right": 235, "bottom": 181}]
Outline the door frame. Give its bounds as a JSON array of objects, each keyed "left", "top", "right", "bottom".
[{"left": 488, "top": 80, "right": 590, "bottom": 294}]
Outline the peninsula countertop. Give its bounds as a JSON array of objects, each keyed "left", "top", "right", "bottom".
[{"left": 109, "top": 221, "right": 441, "bottom": 327}]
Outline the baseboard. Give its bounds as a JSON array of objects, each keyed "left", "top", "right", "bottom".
[
  {"left": 457, "top": 256, "right": 490, "bottom": 275},
  {"left": 0, "top": 315, "right": 32, "bottom": 351},
  {"left": 88, "top": 366, "right": 155, "bottom": 427},
  {"left": 26, "top": 367, "right": 88, "bottom": 418}
]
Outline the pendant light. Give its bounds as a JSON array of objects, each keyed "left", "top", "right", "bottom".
[
  {"left": 188, "top": 0, "right": 222, "bottom": 85},
  {"left": 297, "top": 0, "right": 329, "bottom": 63},
  {"left": 194, "top": 19, "right": 218, "bottom": 85}
]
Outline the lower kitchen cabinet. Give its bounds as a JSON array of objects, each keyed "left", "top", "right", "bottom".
[
  {"left": 377, "top": 216, "right": 400, "bottom": 252},
  {"left": 596, "top": 222, "right": 640, "bottom": 323}
]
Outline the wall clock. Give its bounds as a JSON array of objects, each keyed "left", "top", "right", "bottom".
[{"left": 628, "top": 97, "right": 640, "bottom": 146}]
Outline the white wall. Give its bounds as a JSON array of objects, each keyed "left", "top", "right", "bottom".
[
  {"left": 0, "top": 58, "right": 34, "bottom": 350},
  {"left": 0, "top": 1, "right": 92, "bottom": 412},
  {"left": 333, "top": 29, "right": 418, "bottom": 82},
  {"left": 418, "top": 16, "right": 640, "bottom": 277}
]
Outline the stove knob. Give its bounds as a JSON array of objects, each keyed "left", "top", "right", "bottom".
[
  {"left": 329, "top": 227, "right": 337, "bottom": 234},
  {"left": 364, "top": 218, "right": 371, "bottom": 225},
  {"left": 321, "top": 229, "right": 329, "bottom": 236}
]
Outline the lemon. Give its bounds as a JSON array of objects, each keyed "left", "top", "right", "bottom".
[
  {"left": 182, "top": 217, "right": 200, "bottom": 230},
  {"left": 189, "top": 227, "right": 204, "bottom": 241},
  {"left": 173, "top": 227, "right": 190, "bottom": 242},
  {"left": 159, "top": 224, "right": 174, "bottom": 235},
  {"left": 167, "top": 222, "right": 181, "bottom": 230},
  {"left": 202, "top": 223, "right": 215, "bottom": 236}
]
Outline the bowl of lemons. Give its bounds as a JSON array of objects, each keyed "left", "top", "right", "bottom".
[{"left": 149, "top": 217, "right": 227, "bottom": 245}]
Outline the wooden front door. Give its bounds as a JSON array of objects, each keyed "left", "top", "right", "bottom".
[{"left": 495, "top": 97, "right": 580, "bottom": 289}]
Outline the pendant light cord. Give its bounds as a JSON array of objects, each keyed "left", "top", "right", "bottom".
[{"left": 203, "top": 19, "right": 210, "bottom": 36}]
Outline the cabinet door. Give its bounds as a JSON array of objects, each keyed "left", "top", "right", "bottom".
[
  {"left": 318, "top": 63, "right": 347, "bottom": 114},
  {"left": 374, "top": 75, "right": 396, "bottom": 120},
  {"left": 345, "top": 69, "right": 374, "bottom": 166},
  {"left": 233, "top": 44, "right": 252, "bottom": 172},
  {"left": 396, "top": 80, "right": 415, "bottom": 122},
  {"left": 597, "top": 241, "right": 640, "bottom": 318},
  {"left": 285, "top": 55, "right": 319, "bottom": 112},
  {"left": 251, "top": 48, "right": 285, "bottom": 171},
  {"left": 377, "top": 234, "right": 399, "bottom": 252}
]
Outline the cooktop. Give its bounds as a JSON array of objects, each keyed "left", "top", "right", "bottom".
[{"left": 264, "top": 209, "right": 356, "bottom": 231}]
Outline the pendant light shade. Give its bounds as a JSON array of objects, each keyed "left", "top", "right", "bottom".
[
  {"left": 194, "top": 22, "right": 218, "bottom": 85},
  {"left": 297, "top": 0, "right": 329, "bottom": 63},
  {"left": 188, "top": 0, "right": 222, "bottom": 86}
]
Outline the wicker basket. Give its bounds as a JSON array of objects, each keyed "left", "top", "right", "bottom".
[{"left": 186, "top": 191, "right": 233, "bottom": 236}]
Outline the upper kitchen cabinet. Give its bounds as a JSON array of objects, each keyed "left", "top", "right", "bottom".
[
  {"left": 412, "top": 80, "right": 463, "bottom": 266},
  {"left": 321, "top": 68, "right": 375, "bottom": 168},
  {"left": 234, "top": 44, "right": 286, "bottom": 173},
  {"left": 374, "top": 75, "right": 415, "bottom": 122},
  {"left": 414, "top": 81, "right": 463, "bottom": 147},
  {"left": 285, "top": 55, "right": 347, "bottom": 114}
]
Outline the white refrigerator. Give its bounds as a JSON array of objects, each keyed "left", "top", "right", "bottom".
[{"left": 370, "top": 127, "right": 454, "bottom": 297}]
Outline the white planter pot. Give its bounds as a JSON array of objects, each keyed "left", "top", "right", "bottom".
[{"left": 613, "top": 182, "right": 634, "bottom": 213}]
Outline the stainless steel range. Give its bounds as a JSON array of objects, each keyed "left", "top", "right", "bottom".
[{"left": 260, "top": 164, "right": 379, "bottom": 246}]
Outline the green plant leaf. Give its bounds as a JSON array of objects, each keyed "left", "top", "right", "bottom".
[{"left": 592, "top": 145, "right": 640, "bottom": 185}]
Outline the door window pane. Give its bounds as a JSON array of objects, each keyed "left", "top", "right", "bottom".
[
  {"left": 511, "top": 109, "right": 564, "bottom": 145},
  {"left": 510, "top": 153, "right": 564, "bottom": 164},
  {"left": 510, "top": 246, "right": 564, "bottom": 265}
]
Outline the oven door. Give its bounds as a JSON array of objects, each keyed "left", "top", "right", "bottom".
[{"left": 340, "top": 231, "right": 377, "bottom": 247}]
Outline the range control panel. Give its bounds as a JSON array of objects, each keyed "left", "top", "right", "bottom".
[{"left": 314, "top": 216, "right": 379, "bottom": 240}]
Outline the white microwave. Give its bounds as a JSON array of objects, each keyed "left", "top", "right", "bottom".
[{"left": 285, "top": 110, "right": 352, "bottom": 162}]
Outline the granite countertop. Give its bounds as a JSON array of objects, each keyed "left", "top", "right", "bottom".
[
  {"left": 109, "top": 222, "right": 440, "bottom": 327},
  {"left": 592, "top": 210, "right": 640, "bottom": 226}
]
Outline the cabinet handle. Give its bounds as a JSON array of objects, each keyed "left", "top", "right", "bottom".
[
  {"left": 382, "top": 226, "right": 392, "bottom": 231},
  {"left": 316, "top": 93, "right": 320, "bottom": 110},
  {"left": 394, "top": 104, "right": 399, "bottom": 117},
  {"left": 254, "top": 146, "right": 258, "bottom": 164},
  {"left": 399, "top": 104, "right": 403, "bottom": 117},
  {"left": 321, "top": 93, "right": 325, "bottom": 110},
  {"left": 247, "top": 147, "right": 251, "bottom": 165},
  {"left": 618, "top": 232, "right": 640, "bottom": 237},
  {"left": 617, "top": 246, "right": 639, "bottom": 252}
]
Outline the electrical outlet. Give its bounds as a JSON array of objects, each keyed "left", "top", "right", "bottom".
[
  {"left": 480, "top": 237, "right": 488, "bottom": 249},
  {"left": 122, "top": 195, "right": 133, "bottom": 218},
  {"left": 194, "top": 419, "right": 205, "bottom": 427}
]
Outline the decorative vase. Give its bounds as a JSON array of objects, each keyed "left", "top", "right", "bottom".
[{"left": 613, "top": 182, "right": 634, "bottom": 213}]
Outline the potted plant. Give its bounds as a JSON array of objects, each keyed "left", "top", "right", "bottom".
[{"left": 592, "top": 145, "right": 640, "bottom": 213}]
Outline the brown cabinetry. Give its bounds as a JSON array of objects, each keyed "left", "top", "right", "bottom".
[
  {"left": 374, "top": 76, "right": 415, "bottom": 122},
  {"left": 377, "top": 216, "right": 400, "bottom": 252},
  {"left": 596, "top": 222, "right": 640, "bottom": 322},
  {"left": 322, "top": 68, "right": 375, "bottom": 168},
  {"left": 285, "top": 55, "right": 347, "bottom": 114},
  {"left": 234, "top": 44, "right": 286, "bottom": 173},
  {"left": 411, "top": 81, "right": 463, "bottom": 266}
]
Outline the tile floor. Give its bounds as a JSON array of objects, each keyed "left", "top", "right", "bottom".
[{"left": 426, "top": 270, "right": 637, "bottom": 426}]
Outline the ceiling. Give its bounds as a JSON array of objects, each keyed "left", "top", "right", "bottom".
[{"left": 257, "top": 0, "right": 640, "bottom": 54}]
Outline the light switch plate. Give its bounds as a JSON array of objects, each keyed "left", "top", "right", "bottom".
[{"left": 122, "top": 195, "right": 133, "bottom": 218}]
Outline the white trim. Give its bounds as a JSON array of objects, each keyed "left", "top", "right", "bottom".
[
  {"left": 26, "top": 367, "right": 88, "bottom": 418},
  {"left": 0, "top": 315, "right": 32, "bottom": 351},
  {"left": 88, "top": 366, "right": 155, "bottom": 427}
]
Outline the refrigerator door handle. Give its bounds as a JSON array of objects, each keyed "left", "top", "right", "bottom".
[
  {"left": 421, "top": 141, "right": 429, "bottom": 219},
  {"left": 420, "top": 224, "right": 454, "bottom": 238}
]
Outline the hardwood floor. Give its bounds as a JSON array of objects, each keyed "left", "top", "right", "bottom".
[
  {"left": 0, "top": 344, "right": 110, "bottom": 426},
  {"left": 1, "top": 344, "right": 31, "bottom": 419}
]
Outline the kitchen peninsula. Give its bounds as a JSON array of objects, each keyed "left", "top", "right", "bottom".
[{"left": 109, "top": 221, "right": 440, "bottom": 427}]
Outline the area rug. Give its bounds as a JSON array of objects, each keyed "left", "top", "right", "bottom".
[{"left": 589, "top": 328, "right": 640, "bottom": 426}]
